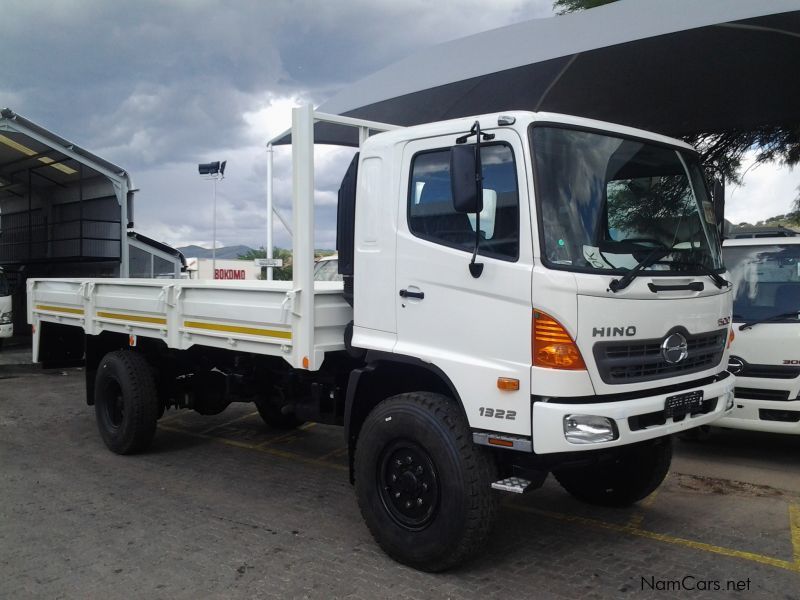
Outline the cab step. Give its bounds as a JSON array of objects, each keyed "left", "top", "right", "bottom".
[{"left": 491, "top": 477, "right": 534, "bottom": 494}]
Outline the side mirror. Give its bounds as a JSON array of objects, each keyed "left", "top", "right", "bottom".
[
  {"left": 450, "top": 145, "right": 483, "bottom": 214},
  {"left": 713, "top": 178, "right": 725, "bottom": 223}
]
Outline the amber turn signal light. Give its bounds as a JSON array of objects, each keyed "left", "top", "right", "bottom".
[
  {"left": 532, "top": 310, "right": 587, "bottom": 370},
  {"left": 497, "top": 377, "right": 520, "bottom": 391},
  {"left": 727, "top": 327, "right": 735, "bottom": 349}
]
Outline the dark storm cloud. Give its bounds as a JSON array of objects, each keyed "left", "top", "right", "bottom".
[{"left": 1, "top": 0, "right": 554, "bottom": 249}]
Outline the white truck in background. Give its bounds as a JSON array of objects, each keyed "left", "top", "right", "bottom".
[
  {"left": 718, "top": 236, "right": 800, "bottom": 433},
  {"left": 28, "top": 107, "right": 735, "bottom": 571},
  {"left": 0, "top": 267, "right": 11, "bottom": 348}
]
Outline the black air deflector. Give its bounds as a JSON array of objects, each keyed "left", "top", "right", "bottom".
[
  {"left": 336, "top": 153, "right": 359, "bottom": 278},
  {"left": 336, "top": 153, "right": 359, "bottom": 308}
]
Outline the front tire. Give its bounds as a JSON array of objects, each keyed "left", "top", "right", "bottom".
[
  {"left": 553, "top": 437, "right": 672, "bottom": 507},
  {"left": 354, "top": 392, "right": 498, "bottom": 572},
  {"left": 94, "top": 350, "right": 159, "bottom": 454}
]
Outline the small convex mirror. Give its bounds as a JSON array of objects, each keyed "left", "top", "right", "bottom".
[{"left": 450, "top": 144, "right": 483, "bottom": 214}]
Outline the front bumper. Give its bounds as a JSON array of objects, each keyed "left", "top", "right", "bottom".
[
  {"left": 717, "top": 398, "right": 800, "bottom": 434},
  {"left": 532, "top": 373, "right": 734, "bottom": 453},
  {"left": 0, "top": 323, "right": 12, "bottom": 339}
]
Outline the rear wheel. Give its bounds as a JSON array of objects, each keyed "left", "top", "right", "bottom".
[
  {"left": 94, "top": 350, "right": 159, "bottom": 454},
  {"left": 553, "top": 437, "right": 672, "bottom": 507},
  {"left": 354, "top": 392, "right": 498, "bottom": 572}
]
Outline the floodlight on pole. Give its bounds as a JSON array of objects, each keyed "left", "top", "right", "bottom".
[{"left": 198, "top": 160, "right": 226, "bottom": 277}]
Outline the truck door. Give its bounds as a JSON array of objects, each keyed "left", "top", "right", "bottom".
[{"left": 394, "top": 129, "right": 534, "bottom": 435}]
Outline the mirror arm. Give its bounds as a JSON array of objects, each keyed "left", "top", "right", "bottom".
[{"left": 469, "top": 121, "right": 484, "bottom": 278}]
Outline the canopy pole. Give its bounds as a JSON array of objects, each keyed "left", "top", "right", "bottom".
[
  {"left": 291, "top": 104, "right": 316, "bottom": 369},
  {"left": 266, "top": 143, "right": 274, "bottom": 280}
]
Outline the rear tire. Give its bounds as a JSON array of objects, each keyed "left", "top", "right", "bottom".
[
  {"left": 94, "top": 350, "right": 159, "bottom": 454},
  {"left": 354, "top": 392, "right": 498, "bottom": 572},
  {"left": 553, "top": 437, "right": 672, "bottom": 507}
]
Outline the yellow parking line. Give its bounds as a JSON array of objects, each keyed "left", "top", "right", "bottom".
[
  {"left": 317, "top": 446, "right": 349, "bottom": 461},
  {"left": 510, "top": 503, "right": 800, "bottom": 573},
  {"left": 158, "top": 410, "right": 190, "bottom": 426},
  {"left": 158, "top": 424, "right": 347, "bottom": 472},
  {"left": 626, "top": 477, "right": 666, "bottom": 529},
  {"left": 199, "top": 410, "right": 260, "bottom": 435},
  {"left": 790, "top": 504, "right": 800, "bottom": 566}
]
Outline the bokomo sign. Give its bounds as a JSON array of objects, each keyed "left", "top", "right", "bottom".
[{"left": 214, "top": 269, "right": 246, "bottom": 280}]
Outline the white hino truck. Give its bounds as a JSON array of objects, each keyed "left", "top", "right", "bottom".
[
  {"left": 718, "top": 236, "right": 800, "bottom": 434},
  {"left": 28, "top": 106, "right": 735, "bottom": 571}
]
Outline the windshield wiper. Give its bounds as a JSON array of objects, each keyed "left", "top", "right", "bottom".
[
  {"left": 668, "top": 261, "right": 729, "bottom": 289},
  {"left": 608, "top": 248, "right": 669, "bottom": 293},
  {"left": 739, "top": 311, "right": 800, "bottom": 331}
]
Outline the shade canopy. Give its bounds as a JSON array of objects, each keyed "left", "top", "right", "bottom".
[{"left": 305, "top": 0, "right": 800, "bottom": 146}]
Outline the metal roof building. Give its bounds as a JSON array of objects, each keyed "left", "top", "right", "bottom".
[{"left": 0, "top": 108, "right": 183, "bottom": 333}]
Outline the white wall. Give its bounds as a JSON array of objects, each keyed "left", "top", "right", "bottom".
[{"left": 185, "top": 257, "right": 261, "bottom": 280}]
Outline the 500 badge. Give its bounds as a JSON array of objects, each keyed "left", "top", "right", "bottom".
[{"left": 478, "top": 407, "right": 516, "bottom": 420}]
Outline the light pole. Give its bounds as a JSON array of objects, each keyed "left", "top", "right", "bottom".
[{"left": 198, "top": 160, "right": 226, "bottom": 277}]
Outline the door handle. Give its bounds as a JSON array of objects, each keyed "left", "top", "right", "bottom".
[{"left": 399, "top": 289, "right": 424, "bottom": 300}]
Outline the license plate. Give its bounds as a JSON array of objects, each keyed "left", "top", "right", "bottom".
[{"left": 665, "top": 390, "right": 704, "bottom": 419}]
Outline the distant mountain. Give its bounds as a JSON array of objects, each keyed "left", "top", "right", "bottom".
[{"left": 177, "top": 245, "right": 255, "bottom": 260}]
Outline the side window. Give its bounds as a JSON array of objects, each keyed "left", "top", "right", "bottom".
[{"left": 408, "top": 143, "right": 519, "bottom": 260}]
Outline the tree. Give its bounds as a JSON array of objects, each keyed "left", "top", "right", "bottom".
[
  {"left": 554, "top": 0, "right": 800, "bottom": 189},
  {"left": 554, "top": 0, "right": 617, "bottom": 14}
]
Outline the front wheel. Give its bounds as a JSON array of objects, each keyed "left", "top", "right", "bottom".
[
  {"left": 354, "top": 392, "right": 498, "bottom": 572},
  {"left": 94, "top": 350, "right": 159, "bottom": 454},
  {"left": 553, "top": 437, "right": 672, "bottom": 507}
]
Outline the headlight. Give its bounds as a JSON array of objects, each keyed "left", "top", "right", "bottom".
[
  {"left": 0, "top": 311, "right": 12, "bottom": 324},
  {"left": 563, "top": 414, "right": 619, "bottom": 444}
]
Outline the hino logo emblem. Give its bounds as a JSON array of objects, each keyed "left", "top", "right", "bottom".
[
  {"left": 661, "top": 333, "right": 688, "bottom": 364},
  {"left": 728, "top": 356, "right": 744, "bottom": 375}
]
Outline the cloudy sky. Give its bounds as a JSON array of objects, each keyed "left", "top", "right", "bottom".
[{"left": 1, "top": 0, "right": 797, "bottom": 252}]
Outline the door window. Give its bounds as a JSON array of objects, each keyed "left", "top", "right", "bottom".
[{"left": 408, "top": 143, "right": 519, "bottom": 261}]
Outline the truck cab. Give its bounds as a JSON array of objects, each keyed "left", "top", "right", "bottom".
[
  {"left": 346, "top": 111, "right": 734, "bottom": 453},
  {"left": 719, "top": 236, "right": 800, "bottom": 433}
]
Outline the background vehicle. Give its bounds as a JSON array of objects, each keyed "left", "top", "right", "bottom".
[
  {"left": 28, "top": 107, "right": 734, "bottom": 571},
  {"left": 0, "top": 267, "right": 11, "bottom": 349},
  {"left": 313, "top": 254, "right": 342, "bottom": 282},
  {"left": 719, "top": 237, "right": 800, "bottom": 433}
]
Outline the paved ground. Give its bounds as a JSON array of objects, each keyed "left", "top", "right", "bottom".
[{"left": 1, "top": 348, "right": 799, "bottom": 599}]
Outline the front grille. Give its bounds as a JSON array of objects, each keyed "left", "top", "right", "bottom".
[
  {"left": 736, "top": 363, "right": 800, "bottom": 379},
  {"left": 734, "top": 387, "right": 792, "bottom": 401},
  {"left": 593, "top": 329, "right": 726, "bottom": 384}
]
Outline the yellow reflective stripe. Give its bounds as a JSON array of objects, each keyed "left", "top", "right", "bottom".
[
  {"left": 183, "top": 320, "right": 292, "bottom": 340},
  {"left": 96, "top": 311, "right": 167, "bottom": 325},
  {"left": 35, "top": 304, "right": 84, "bottom": 315}
]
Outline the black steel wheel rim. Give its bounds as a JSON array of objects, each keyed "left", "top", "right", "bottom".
[
  {"left": 377, "top": 440, "right": 440, "bottom": 530},
  {"left": 103, "top": 379, "right": 124, "bottom": 429}
]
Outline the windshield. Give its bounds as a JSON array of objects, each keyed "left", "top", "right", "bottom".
[
  {"left": 723, "top": 244, "right": 800, "bottom": 322},
  {"left": 0, "top": 272, "right": 8, "bottom": 297},
  {"left": 531, "top": 126, "right": 723, "bottom": 275}
]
